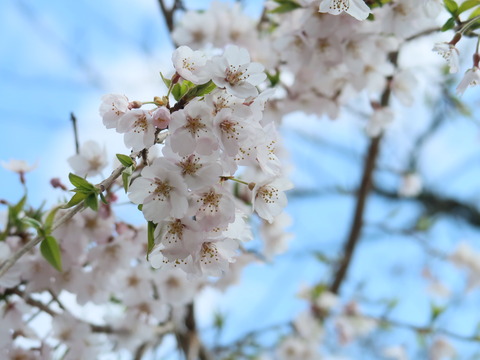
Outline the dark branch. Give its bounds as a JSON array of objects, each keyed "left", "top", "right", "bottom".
[{"left": 70, "top": 112, "right": 80, "bottom": 154}]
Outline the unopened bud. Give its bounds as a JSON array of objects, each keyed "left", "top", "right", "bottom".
[
  {"left": 172, "top": 73, "right": 181, "bottom": 85},
  {"left": 129, "top": 101, "right": 142, "bottom": 109},
  {"left": 450, "top": 32, "right": 462, "bottom": 46},
  {"left": 474, "top": 53, "right": 480, "bottom": 68},
  {"left": 50, "top": 177, "right": 67, "bottom": 190},
  {"left": 154, "top": 96, "right": 165, "bottom": 106}
]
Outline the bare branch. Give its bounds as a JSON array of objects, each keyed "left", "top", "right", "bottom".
[{"left": 70, "top": 113, "right": 80, "bottom": 155}]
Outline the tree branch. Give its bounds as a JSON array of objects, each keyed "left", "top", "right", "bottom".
[
  {"left": 0, "top": 161, "right": 131, "bottom": 279},
  {"left": 329, "top": 52, "right": 398, "bottom": 294},
  {"left": 329, "top": 135, "right": 382, "bottom": 294}
]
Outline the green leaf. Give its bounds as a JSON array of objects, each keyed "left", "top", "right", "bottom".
[
  {"left": 266, "top": 70, "right": 280, "bottom": 87},
  {"left": 99, "top": 192, "right": 108, "bottom": 205},
  {"left": 85, "top": 193, "right": 99, "bottom": 211},
  {"left": 172, "top": 80, "right": 194, "bottom": 101},
  {"left": 458, "top": 0, "right": 480, "bottom": 14},
  {"left": 310, "top": 283, "right": 327, "bottom": 299},
  {"left": 430, "top": 303, "right": 446, "bottom": 323},
  {"left": 468, "top": 6, "right": 480, "bottom": 18},
  {"left": 370, "top": 0, "right": 393, "bottom": 8},
  {"left": 185, "top": 80, "right": 217, "bottom": 99},
  {"left": 40, "top": 235, "right": 62, "bottom": 272},
  {"left": 64, "top": 192, "right": 87, "bottom": 208},
  {"left": 213, "top": 311, "right": 225, "bottom": 331},
  {"left": 441, "top": 17, "right": 456, "bottom": 31},
  {"left": 122, "top": 165, "right": 134, "bottom": 193},
  {"left": 147, "top": 221, "right": 156, "bottom": 260},
  {"left": 21, "top": 216, "right": 43, "bottom": 231},
  {"left": 116, "top": 154, "right": 134, "bottom": 168},
  {"left": 68, "top": 173, "right": 94, "bottom": 191},
  {"left": 269, "top": 0, "right": 301, "bottom": 13},
  {"left": 11, "top": 195, "right": 27, "bottom": 216},
  {"left": 444, "top": 0, "right": 458, "bottom": 14},
  {"left": 44, "top": 205, "right": 63, "bottom": 233},
  {"left": 171, "top": 83, "right": 182, "bottom": 101},
  {"left": 416, "top": 216, "right": 433, "bottom": 232},
  {"left": 160, "top": 72, "right": 172, "bottom": 88}
]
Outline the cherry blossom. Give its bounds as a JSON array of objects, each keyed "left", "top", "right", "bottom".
[
  {"left": 433, "top": 42, "right": 460, "bottom": 74},
  {"left": 99, "top": 93, "right": 130, "bottom": 129},
  {"left": 209, "top": 45, "right": 266, "bottom": 98},
  {"left": 456, "top": 66, "right": 480, "bottom": 95},
  {"left": 172, "top": 46, "right": 211, "bottom": 84},
  {"left": 128, "top": 158, "right": 189, "bottom": 223},
  {"left": 252, "top": 177, "right": 293, "bottom": 223},
  {"left": 67, "top": 140, "right": 108, "bottom": 177},
  {"left": 1, "top": 159, "right": 37, "bottom": 174},
  {"left": 117, "top": 109, "right": 157, "bottom": 151},
  {"left": 319, "top": 0, "right": 371, "bottom": 21}
]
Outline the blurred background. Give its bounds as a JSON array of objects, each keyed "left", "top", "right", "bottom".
[{"left": 2, "top": 0, "right": 480, "bottom": 358}]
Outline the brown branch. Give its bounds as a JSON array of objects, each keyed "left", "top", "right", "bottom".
[
  {"left": 158, "top": 0, "right": 184, "bottom": 46},
  {"left": 329, "top": 51, "right": 398, "bottom": 294},
  {"left": 329, "top": 135, "right": 382, "bottom": 294},
  {"left": 176, "top": 303, "right": 212, "bottom": 360}
]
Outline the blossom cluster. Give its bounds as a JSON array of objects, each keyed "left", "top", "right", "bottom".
[{"left": 100, "top": 45, "right": 292, "bottom": 277}]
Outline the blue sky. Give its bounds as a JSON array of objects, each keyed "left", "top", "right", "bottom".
[{"left": 2, "top": 0, "right": 480, "bottom": 358}]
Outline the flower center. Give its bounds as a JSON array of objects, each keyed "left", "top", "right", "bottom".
[
  {"left": 185, "top": 116, "right": 207, "bottom": 137},
  {"left": 177, "top": 155, "right": 202, "bottom": 176}
]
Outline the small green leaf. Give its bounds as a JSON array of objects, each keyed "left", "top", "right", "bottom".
[
  {"left": 441, "top": 17, "right": 456, "bottom": 31},
  {"left": 64, "top": 192, "right": 87, "bottom": 208},
  {"left": 137, "top": 204, "right": 143, "bottom": 211},
  {"left": 266, "top": 70, "right": 280, "bottom": 87},
  {"left": 160, "top": 72, "right": 172, "bottom": 88},
  {"left": 416, "top": 216, "right": 433, "bottom": 232},
  {"left": 22, "top": 216, "right": 43, "bottom": 231},
  {"left": 469, "top": 6, "right": 480, "bottom": 18},
  {"left": 85, "top": 193, "right": 99, "bottom": 211},
  {"left": 99, "top": 192, "right": 108, "bottom": 205},
  {"left": 116, "top": 154, "right": 134, "bottom": 168},
  {"left": 11, "top": 195, "right": 27, "bottom": 216},
  {"left": 185, "top": 80, "right": 217, "bottom": 99},
  {"left": 172, "top": 80, "right": 194, "bottom": 101},
  {"left": 172, "top": 83, "right": 182, "bottom": 101},
  {"left": 310, "top": 283, "right": 327, "bottom": 299},
  {"left": 44, "top": 205, "right": 62, "bottom": 233},
  {"left": 458, "top": 0, "right": 480, "bottom": 14},
  {"left": 68, "top": 173, "right": 94, "bottom": 191},
  {"left": 40, "top": 235, "right": 62, "bottom": 272},
  {"left": 444, "top": 0, "right": 458, "bottom": 15},
  {"left": 147, "top": 221, "right": 156, "bottom": 260},
  {"left": 430, "top": 303, "right": 446, "bottom": 323},
  {"left": 269, "top": 0, "right": 301, "bottom": 13},
  {"left": 122, "top": 166, "right": 134, "bottom": 193},
  {"left": 213, "top": 311, "right": 225, "bottom": 331}
]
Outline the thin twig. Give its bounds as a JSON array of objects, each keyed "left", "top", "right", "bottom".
[
  {"left": 0, "top": 158, "right": 135, "bottom": 279},
  {"left": 70, "top": 113, "right": 80, "bottom": 155}
]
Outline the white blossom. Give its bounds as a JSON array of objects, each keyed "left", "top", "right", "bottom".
[
  {"left": 209, "top": 45, "right": 266, "bottom": 98},
  {"left": 172, "top": 46, "right": 211, "bottom": 84},
  {"left": 319, "top": 0, "right": 371, "bottom": 21},
  {"left": 456, "top": 66, "right": 480, "bottom": 95},
  {"left": 252, "top": 177, "right": 293, "bottom": 223},
  {"left": 433, "top": 42, "right": 459, "bottom": 74},
  {"left": 67, "top": 140, "right": 108, "bottom": 177}
]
